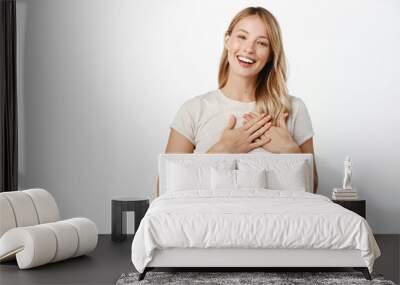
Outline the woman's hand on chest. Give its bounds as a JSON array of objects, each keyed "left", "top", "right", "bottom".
[
  {"left": 209, "top": 113, "right": 273, "bottom": 153},
  {"left": 243, "top": 112, "right": 301, "bottom": 154}
]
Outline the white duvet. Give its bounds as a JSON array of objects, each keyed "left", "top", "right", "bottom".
[{"left": 131, "top": 190, "right": 380, "bottom": 273}]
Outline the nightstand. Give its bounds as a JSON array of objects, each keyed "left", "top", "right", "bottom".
[
  {"left": 111, "top": 197, "right": 149, "bottom": 241},
  {"left": 332, "top": 199, "right": 366, "bottom": 219}
]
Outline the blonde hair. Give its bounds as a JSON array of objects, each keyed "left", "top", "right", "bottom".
[{"left": 218, "top": 7, "right": 291, "bottom": 125}]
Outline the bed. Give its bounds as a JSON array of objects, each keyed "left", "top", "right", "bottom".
[{"left": 131, "top": 153, "right": 381, "bottom": 281}]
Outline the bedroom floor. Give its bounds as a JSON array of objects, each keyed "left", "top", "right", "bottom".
[{"left": 0, "top": 234, "right": 398, "bottom": 285}]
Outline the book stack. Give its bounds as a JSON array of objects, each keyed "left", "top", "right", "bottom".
[{"left": 332, "top": 188, "right": 358, "bottom": 200}]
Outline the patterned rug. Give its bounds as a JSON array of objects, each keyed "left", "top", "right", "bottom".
[{"left": 116, "top": 271, "right": 396, "bottom": 285}]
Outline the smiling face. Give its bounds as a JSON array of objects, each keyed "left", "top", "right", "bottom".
[{"left": 224, "top": 15, "right": 271, "bottom": 80}]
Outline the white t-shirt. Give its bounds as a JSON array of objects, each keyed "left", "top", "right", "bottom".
[{"left": 170, "top": 89, "right": 314, "bottom": 153}]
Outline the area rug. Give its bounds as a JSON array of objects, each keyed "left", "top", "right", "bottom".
[{"left": 116, "top": 271, "right": 396, "bottom": 285}]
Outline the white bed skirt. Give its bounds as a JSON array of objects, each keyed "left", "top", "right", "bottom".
[{"left": 147, "top": 248, "right": 366, "bottom": 268}]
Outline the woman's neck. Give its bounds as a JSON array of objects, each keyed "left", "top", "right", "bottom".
[{"left": 220, "top": 72, "right": 257, "bottom": 102}]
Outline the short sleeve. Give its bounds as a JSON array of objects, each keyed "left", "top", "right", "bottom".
[
  {"left": 292, "top": 98, "right": 315, "bottom": 146},
  {"left": 170, "top": 101, "right": 196, "bottom": 144}
]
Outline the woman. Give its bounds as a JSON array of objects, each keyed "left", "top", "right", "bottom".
[{"left": 160, "top": 6, "right": 318, "bottom": 194}]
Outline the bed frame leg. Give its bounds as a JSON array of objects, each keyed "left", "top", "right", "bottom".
[
  {"left": 354, "top": 267, "right": 371, "bottom": 280},
  {"left": 138, "top": 268, "right": 148, "bottom": 281}
]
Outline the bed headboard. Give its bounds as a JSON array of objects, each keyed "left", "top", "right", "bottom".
[{"left": 158, "top": 153, "right": 314, "bottom": 194}]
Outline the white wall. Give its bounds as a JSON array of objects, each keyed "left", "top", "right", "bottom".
[{"left": 16, "top": 0, "right": 400, "bottom": 234}]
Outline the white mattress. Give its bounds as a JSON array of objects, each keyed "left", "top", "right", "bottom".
[{"left": 131, "top": 190, "right": 381, "bottom": 273}]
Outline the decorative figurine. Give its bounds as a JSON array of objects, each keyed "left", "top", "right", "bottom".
[{"left": 342, "top": 156, "right": 353, "bottom": 190}]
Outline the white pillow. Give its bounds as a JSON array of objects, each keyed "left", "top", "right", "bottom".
[
  {"left": 237, "top": 169, "right": 267, "bottom": 189},
  {"left": 166, "top": 160, "right": 235, "bottom": 191},
  {"left": 211, "top": 168, "right": 236, "bottom": 190},
  {"left": 211, "top": 168, "right": 267, "bottom": 190},
  {"left": 266, "top": 162, "right": 307, "bottom": 191},
  {"left": 167, "top": 163, "right": 208, "bottom": 191},
  {"left": 237, "top": 159, "right": 308, "bottom": 192}
]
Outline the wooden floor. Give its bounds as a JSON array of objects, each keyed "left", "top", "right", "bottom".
[{"left": 0, "top": 234, "right": 398, "bottom": 285}]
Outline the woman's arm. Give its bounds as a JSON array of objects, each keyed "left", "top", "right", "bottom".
[
  {"left": 299, "top": 138, "right": 318, "bottom": 193},
  {"left": 157, "top": 129, "right": 195, "bottom": 197},
  {"left": 165, "top": 128, "right": 195, "bottom": 153}
]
